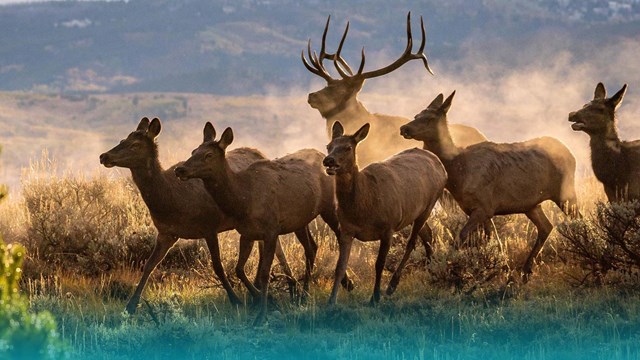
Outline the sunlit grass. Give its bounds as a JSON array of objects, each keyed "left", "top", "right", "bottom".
[{"left": 2, "top": 162, "right": 640, "bottom": 359}]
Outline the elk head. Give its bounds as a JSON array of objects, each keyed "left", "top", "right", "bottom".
[
  {"left": 400, "top": 91, "right": 454, "bottom": 143},
  {"left": 99, "top": 117, "right": 161, "bottom": 169},
  {"left": 302, "top": 13, "right": 433, "bottom": 118},
  {"left": 174, "top": 122, "right": 233, "bottom": 181},
  {"left": 568, "top": 82, "right": 627, "bottom": 135},
  {"left": 323, "top": 121, "right": 370, "bottom": 175}
]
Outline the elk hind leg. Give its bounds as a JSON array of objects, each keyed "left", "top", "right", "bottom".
[{"left": 523, "top": 205, "right": 553, "bottom": 280}]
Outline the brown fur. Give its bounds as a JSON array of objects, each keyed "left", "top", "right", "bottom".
[
  {"left": 174, "top": 123, "right": 340, "bottom": 325},
  {"left": 99, "top": 118, "right": 303, "bottom": 313},
  {"left": 400, "top": 92, "right": 578, "bottom": 276},
  {"left": 323, "top": 122, "right": 447, "bottom": 304},
  {"left": 569, "top": 82, "right": 640, "bottom": 202}
]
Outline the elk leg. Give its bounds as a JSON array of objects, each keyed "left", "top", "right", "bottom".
[
  {"left": 254, "top": 236, "right": 277, "bottom": 327},
  {"left": 387, "top": 222, "right": 429, "bottom": 296},
  {"left": 523, "top": 205, "right": 553, "bottom": 279},
  {"left": 371, "top": 232, "right": 392, "bottom": 305},
  {"left": 126, "top": 233, "right": 177, "bottom": 314},
  {"left": 273, "top": 237, "right": 297, "bottom": 301},
  {"left": 321, "top": 212, "right": 355, "bottom": 291},
  {"left": 204, "top": 234, "right": 242, "bottom": 306},
  {"left": 236, "top": 236, "right": 260, "bottom": 301},
  {"left": 294, "top": 226, "right": 317, "bottom": 301},
  {"left": 328, "top": 234, "right": 354, "bottom": 305},
  {"left": 459, "top": 210, "right": 489, "bottom": 247},
  {"left": 252, "top": 241, "right": 264, "bottom": 288}
]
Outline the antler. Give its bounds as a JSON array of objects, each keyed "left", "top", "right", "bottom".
[
  {"left": 339, "top": 12, "right": 433, "bottom": 80},
  {"left": 301, "top": 16, "right": 355, "bottom": 82},
  {"left": 303, "top": 12, "right": 432, "bottom": 82}
]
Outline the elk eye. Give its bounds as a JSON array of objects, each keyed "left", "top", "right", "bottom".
[
  {"left": 129, "top": 143, "right": 139, "bottom": 150},
  {"left": 205, "top": 152, "right": 213, "bottom": 160}
]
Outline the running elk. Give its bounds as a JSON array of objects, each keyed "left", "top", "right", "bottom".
[
  {"left": 174, "top": 123, "right": 341, "bottom": 325},
  {"left": 323, "top": 122, "right": 447, "bottom": 304},
  {"left": 569, "top": 82, "right": 640, "bottom": 202},
  {"left": 302, "top": 13, "right": 487, "bottom": 167},
  {"left": 400, "top": 92, "right": 579, "bottom": 277},
  {"left": 99, "top": 117, "right": 294, "bottom": 313}
]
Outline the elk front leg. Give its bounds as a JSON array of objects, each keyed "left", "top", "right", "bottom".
[
  {"left": 523, "top": 205, "right": 553, "bottom": 279},
  {"left": 294, "top": 226, "right": 318, "bottom": 301},
  {"left": 254, "top": 235, "right": 278, "bottom": 327},
  {"left": 371, "top": 232, "right": 392, "bottom": 305},
  {"left": 126, "top": 233, "right": 177, "bottom": 314},
  {"left": 459, "top": 210, "right": 490, "bottom": 248},
  {"left": 204, "top": 234, "right": 242, "bottom": 306},
  {"left": 236, "top": 236, "right": 260, "bottom": 301},
  {"left": 328, "top": 234, "right": 354, "bottom": 305},
  {"left": 387, "top": 222, "right": 430, "bottom": 296}
]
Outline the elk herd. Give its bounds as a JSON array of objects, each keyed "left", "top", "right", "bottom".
[{"left": 99, "top": 13, "right": 640, "bottom": 325}]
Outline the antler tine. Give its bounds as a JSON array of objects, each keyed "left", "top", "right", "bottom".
[
  {"left": 333, "top": 21, "right": 353, "bottom": 78},
  {"left": 301, "top": 39, "right": 333, "bottom": 81},
  {"left": 357, "top": 12, "right": 434, "bottom": 80},
  {"left": 417, "top": 16, "right": 433, "bottom": 75}
]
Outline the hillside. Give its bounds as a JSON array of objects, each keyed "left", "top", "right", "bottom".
[{"left": 0, "top": 0, "right": 639, "bottom": 94}]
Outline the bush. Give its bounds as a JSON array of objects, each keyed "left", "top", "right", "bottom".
[
  {"left": 0, "top": 238, "right": 64, "bottom": 359},
  {"left": 21, "top": 160, "right": 157, "bottom": 275},
  {"left": 558, "top": 201, "right": 640, "bottom": 286}
]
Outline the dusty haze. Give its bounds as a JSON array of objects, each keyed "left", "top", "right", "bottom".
[{"left": 1, "top": 30, "right": 639, "bottom": 194}]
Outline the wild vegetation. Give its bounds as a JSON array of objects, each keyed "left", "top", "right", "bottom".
[{"left": 1, "top": 150, "right": 640, "bottom": 359}]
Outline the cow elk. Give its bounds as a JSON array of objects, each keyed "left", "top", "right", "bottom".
[
  {"left": 302, "top": 12, "right": 488, "bottom": 167},
  {"left": 323, "top": 122, "right": 447, "bottom": 304},
  {"left": 174, "top": 123, "right": 342, "bottom": 325},
  {"left": 568, "top": 82, "right": 640, "bottom": 202},
  {"left": 99, "top": 117, "right": 295, "bottom": 313},
  {"left": 400, "top": 92, "right": 579, "bottom": 277}
]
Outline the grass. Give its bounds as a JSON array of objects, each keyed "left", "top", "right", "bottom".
[{"left": 1, "top": 159, "right": 640, "bottom": 359}]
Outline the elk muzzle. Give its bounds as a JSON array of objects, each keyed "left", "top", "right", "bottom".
[
  {"left": 99, "top": 153, "right": 115, "bottom": 168},
  {"left": 568, "top": 112, "right": 585, "bottom": 131},
  {"left": 400, "top": 125, "right": 414, "bottom": 139},
  {"left": 174, "top": 166, "right": 192, "bottom": 181},
  {"left": 322, "top": 156, "right": 340, "bottom": 175}
]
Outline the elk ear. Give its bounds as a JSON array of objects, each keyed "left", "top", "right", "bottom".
[
  {"left": 427, "top": 94, "right": 444, "bottom": 109},
  {"left": 148, "top": 118, "right": 162, "bottom": 139},
  {"left": 331, "top": 121, "right": 345, "bottom": 139},
  {"left": 136, "top": 117, "right": 150, "bottom": 132},
  {"left": 218, "top": 127, "right": 234, "bottom": 151},
  {"left": 594, "top": 82, "right": 606, "bottom": 100},
  {"left": 440, "top": 91, "right": 456, "bottom": 114},
  {"left": 608, "top": 84, "right": 627, "bottom": 110},
  {"left": 353, "top": 123, "right": 370, "bottom": 144},
  {"left": 203, "top": 122, "right": 216, "bottom": 142}
]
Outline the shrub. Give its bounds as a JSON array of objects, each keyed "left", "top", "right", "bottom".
[
  {"left": 21, "top": 158, "right": 157, "bottom": 275},
  {"left": 558, "top": 201, "right": 640, "bottom": 286}
]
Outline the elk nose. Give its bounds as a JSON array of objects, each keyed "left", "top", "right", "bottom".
[
  {"left": 323, "top": 156, "right": 336, "bottom": 167},
  {"left": 174, "top": 166, "right": 187, "bottom": 178},
  {"left": 400, "top": 125, "right": 412, "bottom": 138},
  {"left": 99, "top": 153, "right": 108, "bottom": 164},
  {"left": 568, "top": 112, "right": 576, "bottom": 121}
]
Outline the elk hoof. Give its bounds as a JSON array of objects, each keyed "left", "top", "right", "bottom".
[
  {"left": 341, "top": 277, "right": 355, "bottom": 292},
  {"left": 125, "top": 301, "right": 138, "bottom": 315}
]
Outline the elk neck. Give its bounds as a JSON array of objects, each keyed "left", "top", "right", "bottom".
[
  {"left": 322, "top": 97, "right": 368, "bottom": 124},
  {"left": 130, "top": 156, "right": 173, "bottom": 215},
  {"left": 588, "top": 123, "right": 628, "bottom": 188},
  {"left": 333, "top": 163, "right": 361, "bottom": 211},
  {"left": 200, "top": 159, "right": 248, "bottom": 220},
  {"left": 421, "top": 123, "right": 461, "bottom": 165}
]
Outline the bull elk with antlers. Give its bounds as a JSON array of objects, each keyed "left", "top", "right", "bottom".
[{"left": 302, "top": 13, "right": 488, "bottom": 167}]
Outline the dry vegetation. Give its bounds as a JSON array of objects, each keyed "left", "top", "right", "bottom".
[{"left": 1, "top": 152, "right": 639, "bottom": 359}]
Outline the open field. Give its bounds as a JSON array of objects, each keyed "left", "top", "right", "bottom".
[{"left": 1, "top": 159, "right": 640, "bottom": 359}]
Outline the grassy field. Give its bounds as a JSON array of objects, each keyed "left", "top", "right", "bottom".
[{"left": 1, "top": 160, "right": 640, "bottom": 360}]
